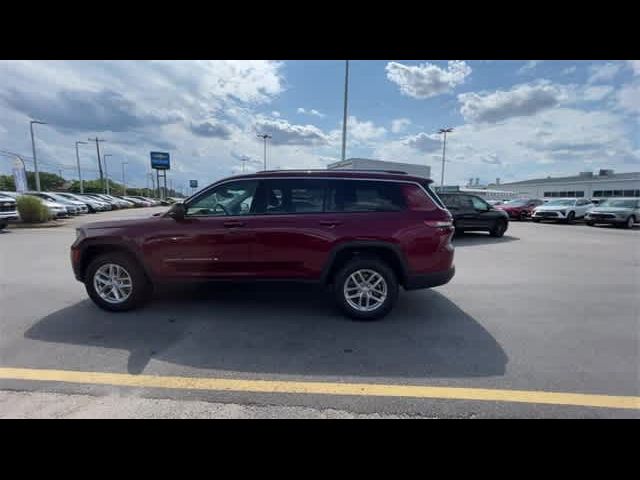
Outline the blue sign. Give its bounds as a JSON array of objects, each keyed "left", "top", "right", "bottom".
[
  {"left": 190, "top": 180, "right": 198, "bottom": 188},
  {"left": 150, "top": 151, "right": 170, "bottom": 170}
]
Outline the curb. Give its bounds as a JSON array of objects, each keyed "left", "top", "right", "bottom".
[{"left": 8, "top": 221, "right": 68, "bottom": 229}]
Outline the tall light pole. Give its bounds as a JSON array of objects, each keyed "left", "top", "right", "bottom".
[
  {"left": 75, "top": 141, "right": 88, "bottom": 193},
  {"left": 88, "top": 137, "right": 105, "bottom": 191},
  {"left": 121, "top": 161, "right": 128, "bottom": 195},
  {"left": 257, "top": 134, "right": 272, "bottom": 171},
  {"left": 438, "top": 128, "right": 453, "bottom": 186},
  {"left": 341, "top": 60, "right": 350, "bottom": 162},
  {"left": 103, "top": 154, "right": 112, "bottom": 195},
  {"left": 240, "top": 156, "right": 248, "bottom": 173},
  {"left": 30, "top": 120, "right": 47, "bottom": 192}
]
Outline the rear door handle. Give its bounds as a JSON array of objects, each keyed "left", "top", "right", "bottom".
[
  {"left": 319, "top": 220, "right": 342, "bottom": 227},
  {"left": 223, "top": 221, "right": 245, "bottom": 228}
]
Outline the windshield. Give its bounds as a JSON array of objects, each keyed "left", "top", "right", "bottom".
[
  {"left": 504, "top": 200, "right": 528, "bottom": 206},
  {"left": 599, "top": 199, "right": 638, "bottom": 208},
  {"left": 544, "top": 199, "right": 575, "bottom": 206}
]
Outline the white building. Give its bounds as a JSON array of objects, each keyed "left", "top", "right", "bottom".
[
  {"left": 487, "top": 170, "right": 640, "bottom": 200},
  {"left": 327, "top": 158, "right": 431, "bottom": 179}
]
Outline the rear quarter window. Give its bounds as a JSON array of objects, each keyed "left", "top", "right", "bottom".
[
  {"left": 401, "top": 183, "right": 438, "bottom": 211},
  {"left": 326, "top": 180, "right": 406, "bottom": 212}
]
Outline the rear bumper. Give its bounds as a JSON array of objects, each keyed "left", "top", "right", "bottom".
[{"left": 405, "top": 266, "right": 455, "bottom": 290}]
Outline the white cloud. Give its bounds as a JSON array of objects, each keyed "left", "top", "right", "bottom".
[
  {"left": 588, "top": 62, "right": 623, "bottom": 83},
  {"left": 582, "top": 85, "right": 614, "bottom": 102},
  {"left": 391, "top": 118, "right": 411, "bottom": 133},
  {"left": 385, "top": 61, "right": 471, "bottom": 99},
  {"left": 627, "top": 61, "right": 640, "bottom": 75},
  {"left": 254, "top": 117, "right": 329, "bottom": 146},
  {"left": 297, "top": 107, "right": 325, "bottom": 117},
  {"left": 458, "top": 82, "right": 564, "bottom": 123},
  {"left": 345, "top": 116, "right": 386, "bottom": 143},
  {"left": 403, "top": 132, "right": 441, "bottom": 153},
  {"left": 517, "top": 60, "right": 542, "bottom": 74},
  {"left": 616, "top": 83, "right": 640, "bottom": 113},
  {"left": 272, "top": 111, "right": 281, "bottom": 117},
  {"left": 561, "top": 66, "right": 577, "bottom": 75}
]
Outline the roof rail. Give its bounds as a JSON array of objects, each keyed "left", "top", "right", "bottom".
[{"left": 258, "top": 169, "right": 409, "bottom": 175}]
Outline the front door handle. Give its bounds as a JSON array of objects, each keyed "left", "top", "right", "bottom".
[
  {"left": 319, "top": 220, "right": 342, "bottom": 227},
  {"left": 224, "top": 221, "right": 245, "bottom": 228}
]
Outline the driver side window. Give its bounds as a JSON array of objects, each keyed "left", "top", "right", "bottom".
[
  {"left": 471, "top": 196, "right": 489, "bottom": 211},
  {"left": 186, "top": 181, "right": 258, "bottom": 217}
]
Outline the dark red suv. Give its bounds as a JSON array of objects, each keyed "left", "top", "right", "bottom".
[{"left": 71, "top": 170, "right": 455, "bottom": 320}]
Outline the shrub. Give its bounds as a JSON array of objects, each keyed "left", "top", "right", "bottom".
[{"left": 17, "top": 195, "right": 51, "bottom": 223}]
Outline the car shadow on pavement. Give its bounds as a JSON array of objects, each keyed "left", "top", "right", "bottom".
[
  {"left": 452, "top": 232, "right": 519, "bottom": 247},
  {"left": 24, "top": 283, "right": 507, "bottom": 379}
]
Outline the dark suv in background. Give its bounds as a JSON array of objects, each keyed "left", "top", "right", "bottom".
[
  {"left": 71, "top": 170, "right": 455, "bottom": 320},
  {"left": 438, "top": 193, "right": 509, "bottom": 237}
]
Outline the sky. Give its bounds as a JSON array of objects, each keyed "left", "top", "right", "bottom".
[{"left": 0, "top": 60, "right": 638, "bottom": 191}]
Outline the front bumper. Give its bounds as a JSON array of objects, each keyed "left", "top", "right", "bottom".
[
  {"left": 585, "top": 214, "right": 626, "bottom": 224},
  {"left": 405, "top": 266, "right": 455, "bottom": 290},
  {"left": 533, "top": 211, "right": 567, "bottom": 220}
]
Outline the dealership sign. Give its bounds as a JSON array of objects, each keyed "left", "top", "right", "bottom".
[
  {"left": 150, "top": 151, "right": 170, "bottom": 170},
  {"left": 190, "top": 180, "right": 198, "bottom": 188}
]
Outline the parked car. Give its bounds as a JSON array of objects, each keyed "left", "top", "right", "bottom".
[
  {"left": 71, "top": 170, "right": 455, "bottom": 320},
  {"left": 1, "top": 191, "right": 69, "bottom": 218},
  {"left": 585, "top": 198, "right": 639, "bottom": 228},
  {"left": 55, "top": 192, "right": 106, "bottom": 213},
  {"left": 89, "top": 194, "right": 121, "bottom": 209},
  {"left": 105, "top": 195, "right": 135, "bottom": 208},
  {"left": 0, "top": 193, "right": 19, "bottom": 229},
  {"left": 495, "top": 198, "right": 544, "bottom": 220},
  {"left": 127, "top": 195, "right": 158, "bottom": 206},
  {"left": 532, "top": 198, "right": 593, "bottom": 223},
  {"left": 78, "top": 194, "right": 112, "bottom": 211},
  {"left": 438, "top": 193, "right": 509, "bottom": 237},
  {"left": 24, "top": 192, "right": 84, "bottom": 215}
]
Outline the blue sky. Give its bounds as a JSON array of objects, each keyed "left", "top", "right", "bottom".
[{"left": 0, "top": 60, "right": 638, "bottom": 192}]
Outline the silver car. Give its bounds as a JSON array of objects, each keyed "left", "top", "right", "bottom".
[{"left": 585, "top": 198, "right": 639, "bottom": 229}]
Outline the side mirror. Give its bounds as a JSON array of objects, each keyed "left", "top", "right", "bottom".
[{"left": 166, "top": 202, "right": 186, "bottom": 221}]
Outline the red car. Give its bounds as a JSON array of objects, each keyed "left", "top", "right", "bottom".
[
  {"left": 495, "top": 198, "right": 544, "bottom": 220},
  {"left": 71, "top": 170, "right": 455, "bottom": 320}
]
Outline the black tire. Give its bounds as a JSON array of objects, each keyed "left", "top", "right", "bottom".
[
  {"left": 532, "top": 218, "right": 540, "bottom": 223},
  {"left": 0, "top": 221, "right": 7, "bottom": 230},
  {"left": 586, "top": 221, "right": 595, "bottom": 227},
  {"left": 84, "top": 252, "right": 152, "bottom": 312},
  {"left": 565, "top": 211, "right": 575, "bottom": 224},
  {"left": 490, "top": 219, "right": 508, "bottom": 237},
  {"left": 623, "top": 216, "right": 635, "bottom": 229},
  {"left": 333, "top": 256, "right": 398, "bottom": 321}
]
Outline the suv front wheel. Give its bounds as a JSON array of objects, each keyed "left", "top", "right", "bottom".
[
  {"left": 85, "top": 252, "right": 152, "bottom": 312},
  {"left": 333, "top": 257, "right": 398, "bottom": 321}
]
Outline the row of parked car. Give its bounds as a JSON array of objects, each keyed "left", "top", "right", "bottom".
[
  {"left": 0, "top": 191, "right": 162, "bottom": 228},
  {"left": 489, "top": 197, "right": 639, "bottom": 228}
]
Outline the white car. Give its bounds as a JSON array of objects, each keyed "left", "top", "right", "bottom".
[
  {"left": 1, "top": 191, "right": 70, "bottom": 218},
  {"left": 532, "top": 198, "right": 594, "bottom": 223}
]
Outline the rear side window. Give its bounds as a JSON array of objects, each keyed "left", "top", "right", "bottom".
[
  {"left": 256, "top": 179, "right": 325, "bottom": 214},
  {"left": 326, "top": 180, "right": 406, "bottom": 213},
  {"left": 422, "top": 182, "right": 446, "bottom": 209}
]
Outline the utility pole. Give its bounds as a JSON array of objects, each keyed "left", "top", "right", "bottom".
[
  {"left": 438, "top": 128, "right": 453, "bottom": 186},
  {"left": 257, "top": 134, "right": 272, "bottom": 171},
  {"left": 121, "top": 161, "right": 128, "bottom": 195},
  {"left": 241, "top": 157, "right": 248, "bottom": 173},
  {"left": 341, "top": 60, "right": 350, "bottom": 162},
  {"left": 75, "top": 141, "right": 88, "bottom": 193},
  {"left": 30, "top": 120, "right": 48, "bottom": 191},
  {"left": 103, "top": 154, "right": 112, "bottom": 195},
  {"left": 88, "top": 137, "right": 105, "bottom": 191}
]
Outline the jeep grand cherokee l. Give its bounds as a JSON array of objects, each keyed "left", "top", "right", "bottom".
[{"left": 71, "top": 170, "right": 455, "bottom": 320}]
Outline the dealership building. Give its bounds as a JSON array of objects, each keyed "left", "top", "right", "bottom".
[{"left": 487, "top": 170, "right": 640, "bottom": 199}]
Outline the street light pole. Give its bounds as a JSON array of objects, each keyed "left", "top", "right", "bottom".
[
  {"left": 88, "top": 137, "right": 105, "bottom": 191},
  {"left": 103, "top": 154, "right": 112, "bottom": 195},
  {"left": 341, "top": 60, "right": 350, "bottom": 162},
  {"left": 121, "top": 161, "right": 128, "bottom": 195},
  {"left": 438, "top": 128, "right": 453, "bottom": 186},
  {"left": 30, "top": 120, "right": 47, "bottom": 192},
  {"left": 257, "top": 134, "right": 272, "bottom": 171},
  {"left": 75, "top": 141, "right": 88, "bottom": 193}
]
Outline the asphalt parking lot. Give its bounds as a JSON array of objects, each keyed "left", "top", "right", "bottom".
[{"left": 1, "top": 208, "right": 638, "bottom": 418}]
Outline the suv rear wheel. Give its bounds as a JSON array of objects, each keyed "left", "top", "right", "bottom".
[
  {"left": 85, "top": 252, "right": 152, "bottom": 312},
  {"left": 333, "top": 257, "right": 398, "bottom": 321},
  {"left": 490, "top": 219, "right": 508, "bottom": 237}
]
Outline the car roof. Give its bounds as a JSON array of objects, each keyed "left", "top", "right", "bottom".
[{"left": 219, "top": 169, "right": 433, "bottom": 184}]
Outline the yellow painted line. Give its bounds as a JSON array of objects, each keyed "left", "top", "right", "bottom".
[{"left": 0, "top": 367, "right": 638, "bottom": 410}]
